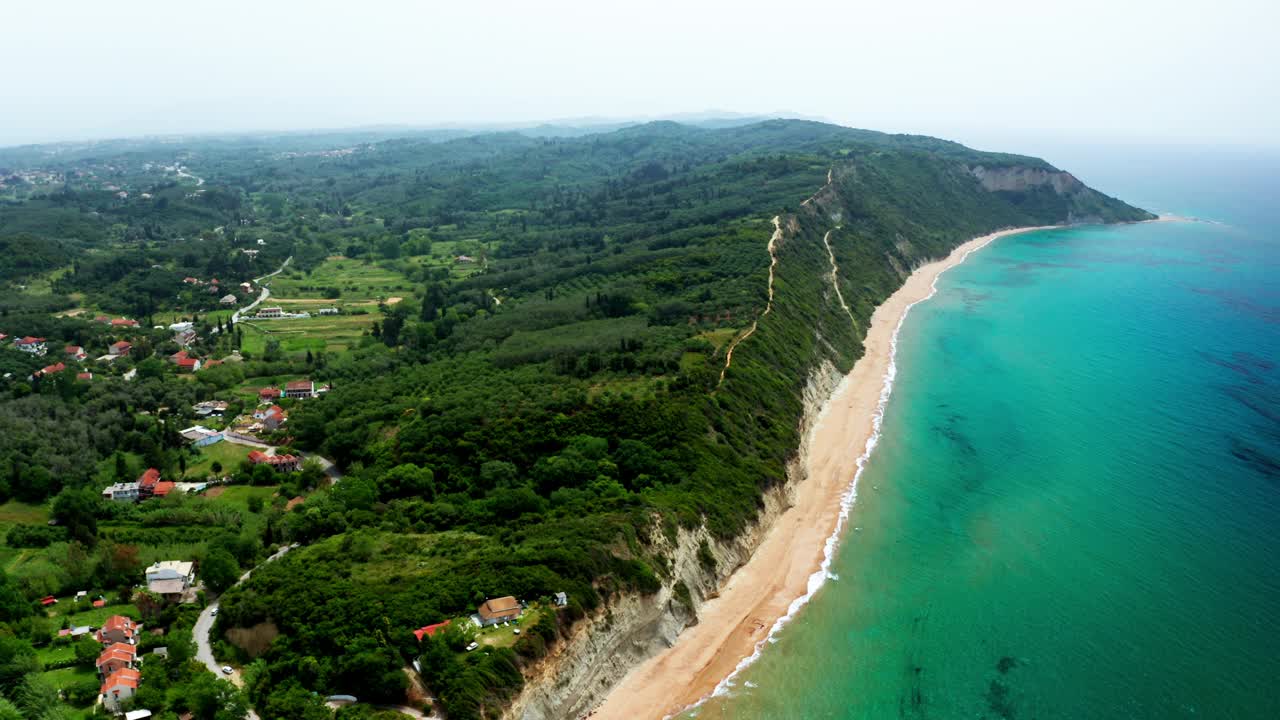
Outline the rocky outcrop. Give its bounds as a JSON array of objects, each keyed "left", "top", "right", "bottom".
[
  {"left": 967, "top": 164, "right": 1083, "bottom": 195},
  {"left": 505, "top": 362, "right": 844, "bottom": 720}
]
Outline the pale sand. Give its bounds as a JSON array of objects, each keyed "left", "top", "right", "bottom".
[{"left": 593, "top": 225, "right": 1054, "bottom": 720}]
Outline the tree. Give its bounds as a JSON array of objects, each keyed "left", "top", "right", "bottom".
[
  {"left": 0, "top": 569, "right": 31, "bottom": 623},
  {"left": 73, "top": 636, "right": 102, "bottom": 664},
  {"left": 52, "top": 488, "right": 98, "bottom": 547},
  {"left": 202, "top": 548, "right": 240, "bottom": 595}
]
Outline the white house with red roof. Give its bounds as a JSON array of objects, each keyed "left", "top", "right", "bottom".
[
  {"left": 96, "top": 615, "right": 138, "bottom": 644},
  {"left": 248, "top": 450, "right": 300, "bottom": 472},
  {"left": 65, "top": 345, "right": 87, "bottom": 361},
  {"left": 100, "top": 667, "right": 141, "bottom": 712},
  {"left": 110, "top": 318, "right": 140, "bottom": 328},
  {"left": 14, "top": 336, "right": 47, "bottom": 356},
  {"left": 109, "top": 341, "right": 132, "bottom": 357},
  {"left": 95, "top": 642, "right": 137, "bottom": 677}
]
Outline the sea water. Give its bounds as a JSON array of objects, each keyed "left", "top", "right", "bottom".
[{"left": 682, "top": 146, "right": 1280, "bottom": 719}]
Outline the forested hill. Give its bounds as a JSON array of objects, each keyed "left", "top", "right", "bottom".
[{"left": 0, "top": 119, "right": 1151, "bottom": 718}]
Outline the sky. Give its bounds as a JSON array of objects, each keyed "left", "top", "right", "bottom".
[{"left": 4, "top": 0, "right": 1277, "bottom": 148}]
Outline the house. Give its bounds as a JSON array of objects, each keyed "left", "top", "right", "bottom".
[
  {"left": 176, "top": 356, "right": 201, "bottom": 373},
  {"left": 473, "top": 596, "right": 522, "bottom": 627},
  {"left": 65, "top": 345, "right": 87, "bottom": 361},
  {"left": 284, "top": 380, "right": 314, "bottom": 399},
  {"left": 111, "top": 318, "right": 140, "bottom": 328},
  {"left": 256, "top": 306, "right": 284, "bottom": 319},
  {"left": 180, "top": 426, "right": 222, "bottom": 447},
  {"left": 40, "top": 595, "right": 57, "bottom": 606},
  {"left": 192, "top": 401, "right": 229, "bottom": 418},
  {"left": 413, "top": 620, "right": 451, "bottom": 642},
  {"left": 169, "top": 322, "right": 194, "bottom": 333},
  {"left": 252, "top": 405, "right": 286, "bottom": 430},
  {"left": 258, "top": 386, "right": 281, "bottom": 402},
  {"left": 102, "top": 482, "right": 140, "bottom": 502},
  {"left": 455, "top": 255, "right": 476, "bottom": 263},
  {"left": 175, "top": 328, "right": 197, "bottom": 346},
  {"left": 14, "top": 336, "right": 47, "bottom": 356},
  {"left": 93, "top": 599, "right": 106, "bottom": 608},
  {"left": 96, "top": 615, "right": 138, "bottom": 644},
  {"left": 60, "top": 625, "right": 93, "bottom": 638},
  {"left": 554, "top": 591, "right": 568, "bottom": 607},
  {"left": 96, "top": 642, "right": 138, "bottom": 677},
  {"left": 109, "top": 341, "right": 132, "bottom": 357},
  {"left": 77, "top": 372, "right": 94, "bottom": 381},
  {"left": 317, "top": 307, "right": 340, "bottom": 315},
  {"left": 34, "top": 362, "right": 66, "bottom": 378},
  {"left": 169, "top": 350, "right": 190, "bottom": 365},
  {"left": 239, "top": 282, "right": 253, "bottom": 294},
  {"left": 220, "top": 294, "right": 237, "bottom": 305},
  {"left": 100, "top": 667, "right": 141, "bottom": 712},
  {"left": 95, "top": 315, "right": 112, "bottom": 324},
  {"left": 247, "top": 450, "right": 300, "bottom": 472},
  {"left": 183, "top": 277, "right": 201, "bottom": 285},
  {"left": 144, "top": 561, "right": 195, "bottom": 601}
]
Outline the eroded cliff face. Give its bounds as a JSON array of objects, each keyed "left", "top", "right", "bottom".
[
  {"left": 505, "top": 362, "right": 844, "bottom": 720},
  {"left": 967, "top": 164, "right": 1084, "bottom": 194}
]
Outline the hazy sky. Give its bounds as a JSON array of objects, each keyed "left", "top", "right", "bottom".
[{"left": 5, "top": 0, "right": 1277, "bottom": 147}]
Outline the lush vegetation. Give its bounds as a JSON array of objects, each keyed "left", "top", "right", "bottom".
[{"left": 0, "top": 119, "right": 1150, "bottom": 718}]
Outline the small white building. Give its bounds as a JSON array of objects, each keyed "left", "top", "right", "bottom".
[
  {"left": 145, "top": 560, "right": 195, "bottom": 600},
  {"left": 103, "top": 482, "right": 140, "bottom": 502},
  {"left": 317, "top": 307, "right": 340, "bottom": 315},
  {"left": 256, "top": 306, "right": 284, "bottom": 319}
]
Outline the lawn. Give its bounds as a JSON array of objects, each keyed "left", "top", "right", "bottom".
[
  {"left": 58, "top": 602, "right": 140, "bottom": 628},
  {"left": 204, "top": 485, "right": 278, "bottom": 512},
  {"left": 185, "top": 441, "right": 252, "bottom": 479},
  {"left": 0, "top": 501, "right": 50, "bottom": 571},
  {"left": 35, "top": 642, "right": 77, "bottom": 666},
  {"left": 39, "top": 664, "right": 97, "bottom": 689},
  {"left": 238, "top": 313, "right": 377, "bottom": 357},
  {"left": 268, "top": 257, "right": 414, "bottom": 300},
  {"left": 475, "top": 605, "right": 545, "bottom": 650}
]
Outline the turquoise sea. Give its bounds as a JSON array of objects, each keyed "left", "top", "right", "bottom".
[{"left": 683, "top": 146, "right": 1280, "bottom": 719}]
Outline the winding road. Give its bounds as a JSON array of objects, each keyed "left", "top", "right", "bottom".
[{"left": 231, "top": 255, "right": 293, "bottom": 326}]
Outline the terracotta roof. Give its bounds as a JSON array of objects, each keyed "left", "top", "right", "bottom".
[
  {"left": 92, "top": 599, "right": 106, "bottom": 608},
  {"left": 151, "top": 481, "right": 176, "bottom": 497},
  {"left": 101, "top": 615, "right": 135, "bottom": 633},
  {"left": 96, "top": 643, "right": 136, "bottom": 667},
  {"left": 38, "top": 362, "right": 66, "bottom": 376},
  {"left": 100, "top": 667, "right": 141, "bottom": 694},
  {"left": 77, "top": 372, "right": 93, "bottom": 380},
  {"left": 17, "top": 336, "right": 46, "bottom": 344},
  {"left": 285, "top": 380, "right": 313, "bottom": 391},
  {"left": 138, "top": 468, "right": 161, "bottom": 487},
  {"left": 111, "top": 340, "right": 132, "bottom": 350},
  {"left": 111, "top": 318, "right": 139, "bottom": 327},
  {"left": 478, "top": 596, "right": 521, "bottom": 621},
  {"left": 40, "top": 595, "right": 57, "bottom": 605},
  {"left": 258, "top": 387, "right": 280, "bottom": 397}
]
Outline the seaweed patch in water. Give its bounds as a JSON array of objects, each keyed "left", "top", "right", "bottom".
[
  {"left": 985, "top": 679, "right": 1015, "bottom": 719},
  {"left": 997, "top": 656, "right": 1019, "bottom": 674}
]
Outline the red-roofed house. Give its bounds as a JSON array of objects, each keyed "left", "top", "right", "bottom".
[
  {"left": 100, "top": 667, "right": 141, "bottom": 712},
  {"left": 77, "top": 372, "right": 94, "bottom": 381},
  {"left": 109, "top": 341, "right": 132, "bottom": 357},
  {"left": 35, "top": 362, "right": 66, "bottom": 378},
  {"left": 413, "top": 620, "right": 451, "bottom": 642},
  {"left": 95, "top": 642, "right": 137, "bottom": 676},
  {"left": 40, "top": 595, "right": 57, "bottom": 606},
  {"left": 176, "top": 356, "right": 201, "bottom": 373},
  {"left": 258, "top": 386, "right": 281, "bottom": 402},
  {"left": 151, "top": 481, "right": 176, "bottom": 498},
  {"left": 284, "top": 380, "right": 315, "bottom": 399},
  {"left": 14, "top": 336, "right": 47, "bottom": 356},
  {"left": 96, "top": 615, "right": 137, "bottom": 644},
  {"left": 169, "top": 350, "right": 190, "bottom": 364},
  {"left": 65, "top": 345, "right": 87, "bottom": 361},
  {"left": 247, "top": 451, "right": 301, "bottom": 472},
  {"left": 111, "top": 318, "right": 140, "bottom": 328},
  {"left": 92, "top": 598, "right": 106, "bottom": 608}
]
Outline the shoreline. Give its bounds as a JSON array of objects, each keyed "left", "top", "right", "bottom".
[{"left": 592, "top": 224, "right": 1055, "bottom": 720}]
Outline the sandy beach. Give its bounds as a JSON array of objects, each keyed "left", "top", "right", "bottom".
[{"left": 592, "top": 225, "right": 1054, "bottom": 720}]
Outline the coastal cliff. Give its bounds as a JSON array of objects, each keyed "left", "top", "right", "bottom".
[{"left": 505, "top": 363, "right": 843, "bottom": 720}]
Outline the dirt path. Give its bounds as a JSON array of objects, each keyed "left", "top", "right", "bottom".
[
  {"left": 717, "top": 216, "right": 782, "bottom": 386},
  {"left": 822, "top": 227, "right": 858, "bottom": 330}
]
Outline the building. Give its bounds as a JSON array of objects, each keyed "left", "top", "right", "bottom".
[
  {"left": 14, "top": 336, "right": 47, "bottom": 356},
  {"left": 247, "top": 450, "right": 301, "bottom": 472},
  {"left": 176, "top": 356, "right": 201, "bottom": 373},
  {"left": 109, "top": 341, "right": 132, "bottom": 356},
  {"left": 252, "top": 405, "right": 286, "bottom": 431},
  {"left": 473, "top": 596, "right": 522, "bottom": 627},
  {"left": 220, "top": 294, "right": 238, "bottom": 305},
  {"left": 100, "top": 667, "right": 141, "bottom": 712},
  {"left": 554, "top": 591, "right": 568, "bottom": 607},
  {"left": 284, "top": 380, "right": 314, "bottom": 399},
  {"left": 96, "top": 642, "right": 138, "bottom": 677},
  {"left": 413, "top": 620, "right": 451, "bottom": 642},
  {"left": 137, "top": 468, "right": 160, "bottom": 498},
  {"left": 317, "top": 307, "right": 340, "bottom": 315},
  {"left": 95, "top": 315, "right": 112, "bottom": 324},
  {"left": 169, "top": 350, "right": 191, "bottom": 365},
  {"left": 239, "top": 282, "right": 253, "bottom": 293},
  {"left": 144, "top": 561, "right": 195, "bottom": 601},
  {"left": 33, "top": 362, "right": 66, "bottom": 379},
  {"left": 256, "top": 306, "right": 284, "bottom": 319},
  {"left": 76, "top": 372, "right": 94, "bottom": 381},
  {"left": 258, "top": 386, "right": 281, "bottom": 402},
  {"left": 65, "top": 345, "right": 87, "bottom": 361},
  {"left": 111, "top": 318, "right": 140, "bottom": 328},
  {"left": 102, "top": 482, "right": 140, "bottom": 502},
  {"left": 192, "top": 400, "right": 229, "bottom": 418},
  {"left": 174, "top": 328, "right": 197, "bottom": 346},
  {"left": 96, "top": 615, "right": 138, "bottom": 645},
  {"left": 180, "top": 425, "right": 223, "bottom": 447}
]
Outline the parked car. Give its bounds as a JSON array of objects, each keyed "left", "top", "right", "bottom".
[{"left": 221, "top": 666, "right": 233, "bottom": 675}]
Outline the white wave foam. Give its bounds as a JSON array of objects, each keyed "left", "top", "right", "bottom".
[{"left": 666, "top": 236, "right": 996, "bottom": 719}]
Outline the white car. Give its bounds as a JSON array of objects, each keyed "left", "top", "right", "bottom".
[
  {"left": 465, "top": 642, "right": 479, "bottom": 651},
  {"left": 221, "top": 666, "right": 233, "bottom": 675},
  {"left": 513, "top": 629, "right": 521, "bottom": 635},
  {"left": 210, "top": 608, "right": 219, "bottom": 616}
]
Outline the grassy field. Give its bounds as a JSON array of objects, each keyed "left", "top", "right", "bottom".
[
  {"left": 269, "top": 257, "right": 414, "bottom": 300},
  {"left": 38, "top": 664, "right": 97, "bottom": 689},
  {"left": 185, "top": 441, "right": 252, "bottom": 479},
  {"left": 204, "top": 484, "right": 278, "bottom": 512},
  {"left": 475, "top": 604, "right": 545, "bottom": 649},
  {"left": 0, "top": 500, "right": 50, "bottom": 571},
  {"left": 238, "top": 313, "right": 376, "bottom": 357},
  {"left": 56, "top": 602, "right": 140, "bottom": 628},
  {"left": 36, "top": 642, "right": 77, "bottom": 665}
]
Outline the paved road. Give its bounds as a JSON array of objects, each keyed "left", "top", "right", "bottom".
[
  {"left": 231, "top": 255, "right": 292, "bottom": 326},
  {"left": 194, "top": 543, "right": 297, "bottom": 700}
]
